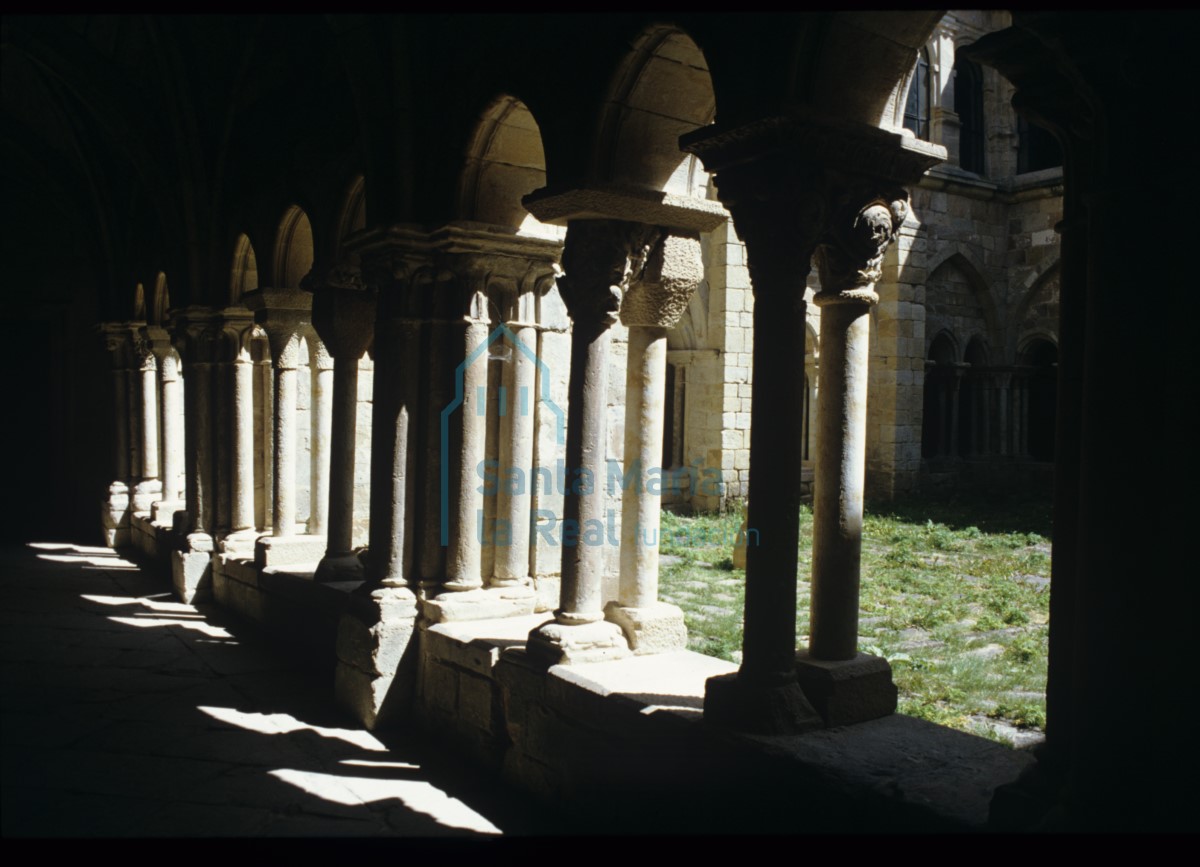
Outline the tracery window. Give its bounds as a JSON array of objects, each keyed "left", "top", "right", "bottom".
[
  {"left": 903, "top": 48, "right": 931, "bottom": 140},
  {"left": 954, "top": 58, "right": 985, "bottom": 174}
]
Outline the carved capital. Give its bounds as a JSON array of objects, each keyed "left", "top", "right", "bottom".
[
  {"left": 311, "top": 285, "right": 378, "bottom": 361},
  {"left": 100, "top": 323, "right": 134, "bottom": 369},
  {"left": 814, "top": 185, "right": 909, "bottom": 304},
  {"left": 307, "top": 330, "right": 334, "bottom": 371},
  {"left": 216, "top": 307, "right": 257, "bottom": 363},
  {"left": 620, "top": 232, "right": 703, "bottom": 329},
  {"left": 135, "top": 338, "right": 158, "bottom": 372},
  {"left": 558, "top": 220, "right": 662, "bottom": 327},
  {"left": 169, "top": 307, "right": 222, "bottom": 366}
]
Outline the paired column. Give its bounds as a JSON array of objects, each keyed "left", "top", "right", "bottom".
[
  {"left": 527, "top": 220, "right": 663, "bottom": 665},
  {"left": 605, "top": 232, "right": 703, "bottom": 654},
  {"left": 218, "top": 309, "right": 258, "bottom": 553},
  {"left": 359, "top": 239, "right": 428, "bottom": 589},
  {"left": 145, "top": 325, "right": 186, "bottom": 522},
  {"left": 131, "top": 333, "right": 161, "bottom": 513},
  {"left": 681, "top": 109, "right": 943, "bottom": 732},
  {"left": 169, "top": 307, "right": 221, "bottom": 602},
  {"left": 311, "top": 265, "right": 377, "bottom": 581},
  {"left": 243, "top": 288, "right": 326, "bottom": 569},
  {"left": 308, "top": 339, "right": 334, "bottom": 538},
  {"left": 421, "top": 236, "right": 562, "bottom": 624},
  {"left": 100, "top": 324, "right": 134, "bottom": 547}
]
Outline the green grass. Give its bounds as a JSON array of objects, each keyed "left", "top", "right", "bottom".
[{"left": 658, "top": 490, "right": 1051, "bottom": 745}]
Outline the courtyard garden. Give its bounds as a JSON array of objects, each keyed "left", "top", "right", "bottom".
[{"left": 658, "top": 490, "right": 1053, "bottom": 746}]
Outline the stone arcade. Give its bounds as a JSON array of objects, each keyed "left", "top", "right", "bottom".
[{"left": 3, "top": 11, "right": 1194, "bottom": 832}]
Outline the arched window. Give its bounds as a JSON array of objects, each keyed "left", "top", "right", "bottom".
[
  {"left": 903, "top": 48, "right": 931, "bottom": 140},
  {"left": 1017, "top": 116, "right": 1063, "bottom": 174},
  {"left": 954, "top": 58, "right": 985, "bottom": 174}
]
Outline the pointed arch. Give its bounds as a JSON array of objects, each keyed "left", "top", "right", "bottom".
[
  {"left": 1013, "top": 258, "right": 1060, "bottom": 362},
  {"left": 335, "top": 174, "right": 366, "bottom": 257},
  {"left": 458, "top": 95, "right": 560, "bottom": 239},
  {"left": 594, "top": 25, "right": 715, "bottom": 194},
  {"left": 149, "top": 272, "right": 170, "bottom": 325},
  {"left": 274, "top": 206, "right": 314, "bottom": 289},
  {"left": 229, "top": 233, "right": 260, "bottom": 304}
]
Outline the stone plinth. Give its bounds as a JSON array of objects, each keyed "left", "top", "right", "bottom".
[
  {"left": 794, "top": 650, "right": 897, "bottom": 727},
  {"left": 255, "top": 534, "right": 327, "bottom": 570},
  {"left": 423, "top": 585, "right": 538, "bottom": 624},
  {"left": 604, "top": 601, "right": 687, "bottom": 655}
]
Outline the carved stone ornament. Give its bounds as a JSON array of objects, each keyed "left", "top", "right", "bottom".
[
  {"left": 620, "top": 232, "right": 703, "bottom": 329},
  {"left": 301, "top": 262, "right": 366, "bottom": 294},
  {"left": 558, "top": 220, "right": 663, "bottom": 326},
  {"left": 815, "top": 190, "right": 909, "bottom": 297}
]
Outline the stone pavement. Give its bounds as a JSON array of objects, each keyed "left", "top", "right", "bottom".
[{"left": 0, "top": 542, "right": 561, "bottom": 837}]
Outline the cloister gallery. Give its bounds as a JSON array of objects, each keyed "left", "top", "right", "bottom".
[{"left": 2, "top": 11, "right": 1194, "bottom": 832}]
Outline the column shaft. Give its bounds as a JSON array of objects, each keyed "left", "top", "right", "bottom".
[
  {"left": 810, "top": 300, "right": 872, "bottom": 661},
  {"left": 160, "top": 368, "right": 183, "bottom": 503},
  {"left": 445, "top": 320, "right": 489, "bottom": 591},
  {"left": 309, "top": 360, "right": 333, "bottom": 537},
  {"left": 556, "top": 318, "right": 611, "bottom": 623},
  {"left": 741, "top": 289, "right": 807, "bottom": 678},
  {"left": 190, "top": 362, "right": 214, "bottom": 534},
  {"left": 272, "top": 365, "right": 297, "bottom": 536},
  {"left": 493, "top": 323, "right": 537, "bottom": 586},
  {"left": 231, "top": 358, "right": 255, "bottom": 532},
  {"left": 141, "top": 365, "right": 160, "bottom": 481},
  {"left": 367, "top": 321, "right": 420, "bottom": 584},
  {"left": 948, "top": 373, "right": 961, "bottom": 458},
  {"left": 326, "top": 357, "right": 359, "bottom": 557},
  {"left": 618, "top": 325, "right": 668, "bottom": 608}
]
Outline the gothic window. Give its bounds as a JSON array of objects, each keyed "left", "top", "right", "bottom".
[
  {"left": 1017, "top": 115, "right": 1063, "bottom": 173},
  {"left": 954, "top": 58, "right": 985, "bottom": 174},
  {"left": 903, "top": 48, "right": 931, "bottom": 140}
]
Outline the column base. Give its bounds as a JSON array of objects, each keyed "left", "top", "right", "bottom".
[
  {"left": 314, "top": 551, "right": 366, "bottom": 583},
  {"left": 526, "top": 619, "right": 630, "bottom": 667},
  {"left": 422, "top": 584, "right": 537, "bottom": 624},
  {"left": 219, "top": 528, "right": 260, "bottom": 558},
  {"left": 131, "top": 480, "right": 162, "bottom": 513},
  {"left": 794, "top": 650, "right": 897, "bottom": 727},
  {"left": 101, "top": 483, "right": 130, "bottom": 549},
  {"left": 334, "top": 585, "right": 420, "bottom": 730},
  {"left": 254, "top": 534, "right": 326, "bottom": 570},
  {"left": 151, "top": 499, "right": 185, "bottom": 526},
  {"left": 703, "top": 671, "right": 824, "bottom": 734},
  {"left": 604, "top": 601, "right": 688, "bottom": 654},
  {"left": 171, "top": 533, "right": 214, "bottom": 603}
]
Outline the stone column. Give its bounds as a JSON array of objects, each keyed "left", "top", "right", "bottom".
[
  {"left": 217, "top": 310, "right": 258, "bottom": 554},
  {"left": 1019, "top": 376, "right": 1030, "bottom": 457},
  {"left": 527, "top": 220, "right": 662, "bottom": 665},
  {"left": 948, "top": 366, "right": 963, "bottom": 459},
  {"left": 243, "top": 289, "right": 324, "bottom": 569},
  {"left": 936, "top": 375, "right": 949, "bottom": 457},
  {"left": 421, "top": 237, "right": 562, "bottom": 624},
  {"left": 444, "top": 301, "right": 489, "bottom": 593},
  {"left": 308, "top": 334, "right": 334, "bottom": 539},
  {"left": 981, "top": 374, "right": 992, "bottom": 456},
  {"left": 170, "top": 307, "right": 221, "bottom": 602},
  {"left": 492, "top": 310, "right": 538, "bottom": 589},
  {"left": 100, "top": 324, "right": 134, "bottom": 547},
  {"left": 310, "top": 264, "right": 377, "bottom": 582},
  {"left": 333, "top": 229, "right": 426, "bottom": 731},
  {"left": 145, "top": 326, "right": 186, "bottom": 526},
  {"left": 697, "top": 185, "right": 822, "bottom": 733},
  {"left": 797, "top": 189, "right": 909, "bottom": 724},
  {"left": 997, "top": 370, "right": 1011, "bottom": 457},
  {"left": 131, "top": 337, "right": 161, "bottom": 513},
  {"left": 605, "top": 232, "right": 702, "bottom": 654}
]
